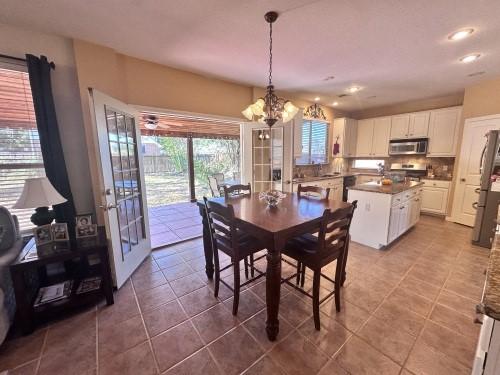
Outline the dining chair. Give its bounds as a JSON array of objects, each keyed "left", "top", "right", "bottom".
[
  {"left": 223, "top": 183, "right": 251, "bottom": 199},
  {"left": 208, "top": 177, "right": 221, "bottom": 197},
  {"left": 297, "top": 184, "right": 330, "bottom": 200},
  {"left": 212, "top": 173, "right": 225, "bottom": 186},
  {"left": 281, "top": 201, "right": 358, "bottom": 330},
  {"left": 203, "top": 197, "right": 266, "bottom": 314}
]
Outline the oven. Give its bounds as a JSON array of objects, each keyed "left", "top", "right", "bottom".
[{"left": 389, "top": 138, "right": 428, "bottom": 155}]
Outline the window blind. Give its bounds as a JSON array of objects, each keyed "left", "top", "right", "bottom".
[
  {"left": 296, "top": 119, "right": 328, "bottom": 165},
  {"left": 0, "top": 60, "right": 45, "bottom": 231}
]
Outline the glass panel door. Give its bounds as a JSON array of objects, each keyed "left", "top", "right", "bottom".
[{"left": 105, "top": 108, "right": 145, "bottom": 259}]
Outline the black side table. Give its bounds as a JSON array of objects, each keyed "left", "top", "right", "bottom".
[{"left": 9, "top": 227, "right": 114, "bottom": 334}]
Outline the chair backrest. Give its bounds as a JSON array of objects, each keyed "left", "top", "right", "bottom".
[
  {"left": 203, "top": 197, "right": 239, "bottom": 256},
  {"left": 208, "top": 177, "right": 221, "bottom": 197},
  {"left": 317, "top": 200, "right": 358, "bottom": 255},
  {"left": 233, "top": 171, "right": 241, "bottom": 181},
  {"left": 297, "top": 184, "right": 330, "bottom": 200},
  {"left": 212, "top": 173, "right": 225, "bottom": 185},
  {"left": 224, "top": 183, "right": 251, "bottom": 199}
]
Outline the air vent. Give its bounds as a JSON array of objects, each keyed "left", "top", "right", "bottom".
[{"left": 337, "top": 94, "right": 350, "bottom": 98}]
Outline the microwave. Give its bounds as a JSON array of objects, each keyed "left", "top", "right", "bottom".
[{"left": 389, "top": 138, "right": 428, "bottom": 155}]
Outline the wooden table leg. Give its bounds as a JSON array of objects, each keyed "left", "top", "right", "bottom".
[
  {"left": 265, "top": 238, "right": 282, "bottom": 341},
  {"left": 340, "top": 235, "right": 350, "bottom": 287},
  {"left": 198, "top": 203, "right": 214, "bottom": 279}
]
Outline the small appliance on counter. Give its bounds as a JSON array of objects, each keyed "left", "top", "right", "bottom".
[{"left": 472, "top": 130, "right": 500, "bottom": 248}]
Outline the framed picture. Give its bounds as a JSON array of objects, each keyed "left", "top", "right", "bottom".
[
  {"left": 33, "top": 224, "right": 53, "bottom": 246},
  {"left": 52, "top": 223, "right": 69, "bottom": 242},
  {"left": 75, "top": 214, "right": 93, "bottom": 228},
  {"left": 76, "top": 224, "right": 98, "bottom": 239}
]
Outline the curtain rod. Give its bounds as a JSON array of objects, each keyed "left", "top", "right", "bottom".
[{"left": 0, "top": 53, "right": 26, "bottom": 62}]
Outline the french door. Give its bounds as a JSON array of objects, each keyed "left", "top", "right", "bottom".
[{"left": 89, "top": 89, "right": 151, "bottom": 288}]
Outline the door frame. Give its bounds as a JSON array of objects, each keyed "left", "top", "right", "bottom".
[{"left": 449, "top": 113, "right": 500, "bottom": 225}]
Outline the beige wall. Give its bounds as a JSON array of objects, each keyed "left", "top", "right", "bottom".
[
  {"left": 351, "top": 93, "right": 464, "bottom": 120},
  {"left": 462, "top": 77, "right": 500, "bottom": 120},
  {"left": 0, "top": 23, "right": 94, "bottom": 214}
]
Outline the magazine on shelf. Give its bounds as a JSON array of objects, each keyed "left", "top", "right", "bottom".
[
  {"left": 76, "top": 276, "right": 102, "bottom": 294},
  {"left": 34, "top": 280, "right": 73, "bottom": 307}
]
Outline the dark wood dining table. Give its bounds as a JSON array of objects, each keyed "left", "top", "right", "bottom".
[{"left": 196, "top": 192, "right": 351, "bottom": 341}]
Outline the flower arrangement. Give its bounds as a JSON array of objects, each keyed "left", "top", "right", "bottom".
[{"left": 259, "top": 190, "right": 286, "bottom": 208}]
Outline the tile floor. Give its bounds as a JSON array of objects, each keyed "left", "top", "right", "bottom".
[
  {"left": 148, "top": 202, "right": 203, "bottom": 248},
  {"left": 0, "top": 215, "right": 489, "bottom": 374}
]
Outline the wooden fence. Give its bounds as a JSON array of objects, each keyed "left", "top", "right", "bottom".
[{"left": 143, "top": 155, "right": 237, "bottom": 174}]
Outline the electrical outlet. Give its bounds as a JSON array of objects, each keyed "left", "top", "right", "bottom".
[
  {"left": 365, "top": 203, "right": 371, "bottom": 211},
  {"left": 443, "top": 165, "right": 448, "bottom": 171}
]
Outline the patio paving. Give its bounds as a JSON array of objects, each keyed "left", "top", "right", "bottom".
[{"left": 148, "top": 202, "right": 202, "bottom": 248}]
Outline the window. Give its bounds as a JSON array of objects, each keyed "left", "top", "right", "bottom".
[
  {"left": 0, "top": 57, "right": 45, "bottom": 231},
  {"left": 352, "top": 159, "right": 385, "bottom": 169},
  {"left": 296, "top": 119, "right": 329, "bottom": 165}
]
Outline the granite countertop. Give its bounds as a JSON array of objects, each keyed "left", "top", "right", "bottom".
[
  {"left": 292, "top": 173, "right": 358, "bottom": 183},
  {"left": 348, "top": 181, "right": 424, "bottom": 195},
  {"left": 421, "top": 176, "right": 453, "bottom": 182},
  {"left": 480, "top": 214, "right": 500, "bottom": 319}
]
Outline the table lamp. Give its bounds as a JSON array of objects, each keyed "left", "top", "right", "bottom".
[{"left": 12, "top": 177, "right": 67, "bottom": 226}]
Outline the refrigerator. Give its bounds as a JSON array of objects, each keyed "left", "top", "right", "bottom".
[{"left": 472, "top": 130, "right": 500, "bottom": 248}]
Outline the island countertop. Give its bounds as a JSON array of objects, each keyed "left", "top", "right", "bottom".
[{"left": 347, "top": 180, "right": 424, "bottom": 195}]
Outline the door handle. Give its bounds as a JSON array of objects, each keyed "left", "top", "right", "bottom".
[
  {"left": 100, "top": 203, "right": 117, "bottom": 211},
  {"left": 472, "top": 202, "right": 478, "bottom": 209}
]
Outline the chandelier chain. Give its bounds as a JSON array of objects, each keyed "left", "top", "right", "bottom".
[{"left": 268, "top": 21, "right": 273, "bottom": 86}]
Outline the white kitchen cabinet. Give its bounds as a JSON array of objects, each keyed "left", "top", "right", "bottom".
[
  {"left": 332, "top": 117, "right": 357, "bottom": 158},
  {"left": 390, "top": 114, "right": 410, "bottom": 139},
  {"left": 409, "top": 111, "right": 430, "bottom": 137},
  {"left": 427, "top": 107, "right": 462, "bottom": 157},
  {"left": 421, "top": 179, "right": 450, "bottom": 215},
  {"left": 390, "top": 112, "right": 429, "bottom": 139},
  {"left": 397, "top": 203, "right": 410, "bottom": 236},
  {"left": 292, "top": 178, "right": 343, "bottom": 201},
  {"left": 355, "top": 117, "right": 390, "bottom": 157},
  {"left": 372, "top": 117, "right": 391, "bottom": 157},
  {"left": 410, "top": 194, "right": 422, "bottom": 226},
  {"left": 355, "top": 119, "right": 374, "bottom": 157},
  {"left": 388, "top": 205, "right": 401, "bottom": 243}
]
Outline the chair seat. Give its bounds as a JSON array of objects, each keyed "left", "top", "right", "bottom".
[
  {"left": 284, "top": 233, "right": 343, "bottom": 269},
  {"left": 216, "top": 229, "right": 264, "bottom": 259}
]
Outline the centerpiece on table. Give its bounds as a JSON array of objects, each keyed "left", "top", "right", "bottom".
[{"left": 259, "top": 190, "right": 286, "bottom": 208}]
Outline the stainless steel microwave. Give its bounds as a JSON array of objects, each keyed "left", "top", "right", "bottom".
[{"left": 388, "top": 138, "right": 428, "bottom": 155}]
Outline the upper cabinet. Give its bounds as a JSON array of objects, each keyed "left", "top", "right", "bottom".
[
  {"left": 356, "top": 117, "right": 390, "bottom": 157},
  {"left": 427, "top": 107, "right": 462, "bottom": 157},
  {"left": 332, "top": 117, "right": 358, "bottom": 158},
  {"left": 292, "top": 110, "right": 304, "bottom": 158},
  {"left": 390, "top": 111, "right": 430, "bottom": 139}
]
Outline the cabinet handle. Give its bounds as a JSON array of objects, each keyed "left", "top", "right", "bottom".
[
  {"left": 460, "top": 178, "right": 466, "bottom": 182},
  {"left": 475, "top": 188, "right": 480, "bottom": 194},
  {"left": 472, "top": 202, "right": 478, "bottom": 209}
]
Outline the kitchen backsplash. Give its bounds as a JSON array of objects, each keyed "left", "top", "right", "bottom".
[{"left": 293, "top": 158, "right": 348, "bottom": 178}]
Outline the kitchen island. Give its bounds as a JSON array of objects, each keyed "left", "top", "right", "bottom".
[{"left": 348, "top": 181, "right": 424, "bottom": 249}]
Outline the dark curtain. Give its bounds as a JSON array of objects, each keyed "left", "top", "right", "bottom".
[{"left": 26, "top": 54, "right": 76, "bottom": 229}]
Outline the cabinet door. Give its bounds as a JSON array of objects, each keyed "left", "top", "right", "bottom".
[
  {"left": 332, "top": 118, "right": 345, "bottom": 158},
  {"left": 410, "top": 196, "right": 421, "bottom": 226},
  {"left": 356, "top": 119, "right": 374, "bottom": 157},
  {"left": 427, "top": 107, "right": 462, "bottom": 157},
  {"left": 372, "top": 117, "right": 391, "bottom": 157},
  {"left": 398, "top": 203, "right": 410, "bottom": 235},
  {"left": 409, "top": 112, "right": 430, "bottom": 138},
  {"left": 293, "top": 111, "right": 304, "bottom": 158},
  {"left": 388, "top": 205, "right": 401, "bottom": 243},
  {"left": 390, "top": 114, "right": 410, "bottom": 139},
  {"left": 345, "top": 118, "right": 358, "bottom": 157},
  {"left": 421, "top": 187, "right": 448, "bottom": 214}
]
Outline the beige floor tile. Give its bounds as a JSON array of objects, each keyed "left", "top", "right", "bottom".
[
  {"left": 242, "top": 309, "right": 294, "bottom": 351},
  {"left": 132, "top": 270, "right": 168, "bottom": 293},
  {"left": 7, "top": 360, "right": 38, "bottom": 375},
  {"left": 137, "top": 283, "right": 176, "bottom": 312},
  {"left": 156, "top": 253, "right": 185, "bottom": 269},
  {"left": 169, "top": 273, "right": 206, "bottom": 297},
  {"left": 277, "top": 292, "right": 313, "bottom": 326},
  {"left": 192, "top": 303, "right": 239, "bottom": 344},
  {"left": 334, "top": 336, "right": 401, "bottom": 375},
  {"left": 162, "top": 263, "right": 196, "bottom": 283},
  {"left": 318, "top": 358, "right": 350, "bottom": 375},
  {"left": 386, "top": 288, "right": 434, "bottom": 317},
  {"left": 373, "top": 300, "right": 426, "bottom": 337},
  {"left": 269, "top": 331, "right": 329, "bottom": 375},
  {"left": 429, "top": 304, "right": 480, "bottom": 339},
  {"left": 0, "top": 329, "right": 46, "bottom": 372},
  {"left": 243, "top": 355, "right": 287, "bottom": 375},
  {"left": 223, "top": 289, "right": 266, "bottom": 321},
  {"left": 436, "top": 289, "right": 477, "bottom": 317},
  {"left": 179, "top": 286, "right": 219, "bottom": 317},
  {"left": 151, "top": 320, "right": 204, "bottom": 372},
  {"left": 208, "top": 326, "right": 264, "bottom": 375},
  {"left": 142, "top": 299, "right": 188, "bottom": 337},
  {"left": 399, "top": 275, "right": 441, "bottom": 301},
  {"left": 165, "top": 349, "right": 220, "bottom": 375},
  {"left": 321, "top": 298, "right": 370, "bottom": 332},
  {"left": 406, "top": 340, "right": 470, "bottom": 375},
  {"left": 98, "top": 315, "right": 148, "bottom": 361},
  {"left": 99, "top": 341, "right": 157, "bottom": 375}
]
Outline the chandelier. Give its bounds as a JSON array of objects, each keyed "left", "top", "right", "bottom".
[{"left": 242, "top": 11, "right": 299, "bottom": 127}]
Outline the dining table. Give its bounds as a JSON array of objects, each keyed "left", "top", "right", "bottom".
[{"left": 196, "top": 192, "right": 352, "bottom": 341}]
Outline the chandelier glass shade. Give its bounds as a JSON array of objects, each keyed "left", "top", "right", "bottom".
[{"left": 242, "top": 11, "right": 298, "bottom": 127}]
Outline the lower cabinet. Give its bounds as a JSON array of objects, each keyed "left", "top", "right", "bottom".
[
  {"left": 292, "top": 178, "right": 343, "bottom": 201},
  {"left": 420, "top": 179, "right": 450, "bottom": 215}
]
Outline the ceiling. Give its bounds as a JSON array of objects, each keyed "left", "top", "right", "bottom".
[{"left": 1, "top": 0, "right": 499, "bottom": 112}]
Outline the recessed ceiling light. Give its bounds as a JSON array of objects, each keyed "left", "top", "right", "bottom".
[
  {"left": 460, "top": 53, "right": 481, "bottom": 63},
  {"left": 332, "top": 102, "right": 339, "bottom": 106},
  {"left": 468, "top": 71, "right": 485, "bottom": 77},
  {"left": 347, "top": 86, "right": 361, "bottom": 93},
  {"left": 448, "top": 28, "right": 475, "bottom": 41},
  {"left": 314, "top": 97, "right": 321, "bottom": 101}
]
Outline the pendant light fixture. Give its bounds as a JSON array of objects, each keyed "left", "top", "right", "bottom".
[{"left": 242, "top": 11, "right": 299, "bottom": 127}]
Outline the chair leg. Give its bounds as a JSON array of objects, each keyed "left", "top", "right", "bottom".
[
  {"left": 232, "top": 260, "right": 241, "bottom": 315},
  {"left": 312, "top": 270, "right": 321, "bottom": 330},
  {"left": 244, "top": 257, "right": 249, "bottom": 279},
  {"left": 296, "top": 261, "right": 301, "bottom": 285},
  {"left": 213, "top": 250, "right": 220, "bottom": 298},
  {"left": 250, "top": 254, "right": 255, "bottom": 278},
  {"left": 334, "top": 256, "right": 343, "bottom": 312},
  {"left": 300, "top": 263, "right": 306, "bottom": 287}
]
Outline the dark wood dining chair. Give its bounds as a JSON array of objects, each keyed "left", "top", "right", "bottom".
[
  {"left": 223, "top": 183, "right": 251, "bottom": 199},
  {"left": 297, "top": 184, "right": 330, "bottom": 200},
  {"left": 281, "top": 200, "right": 358, "bottom": 330},
  {"left": 203, "top": 197, "right": 266, "bottom": 314}
]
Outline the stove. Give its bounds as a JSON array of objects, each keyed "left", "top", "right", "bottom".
[{"left": 389, "top": 163, "right": 427, "bottom": 181}]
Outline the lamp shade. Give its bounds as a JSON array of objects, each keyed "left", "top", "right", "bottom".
[{"left": 12, "top": 177, "right": 67, "bottom": 209}]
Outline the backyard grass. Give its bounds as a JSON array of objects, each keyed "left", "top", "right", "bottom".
[{"left": 144, "top": 173, "right": 211, "bottom": 206}]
